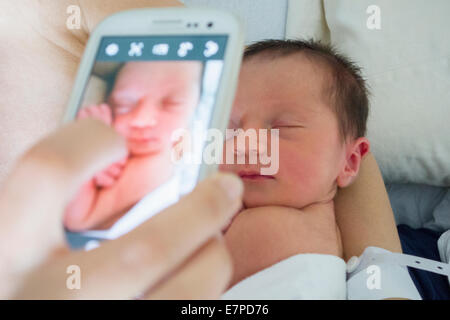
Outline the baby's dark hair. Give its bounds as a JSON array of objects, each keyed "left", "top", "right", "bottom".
[{"left": 243, "top": 39, "right": 369, "bottom": 139}]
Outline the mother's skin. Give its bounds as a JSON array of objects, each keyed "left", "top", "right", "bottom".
[{"left": 0, "top": 0, "right": 403, "bottom": 288}]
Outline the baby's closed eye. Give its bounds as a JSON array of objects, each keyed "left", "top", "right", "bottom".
[
  {"left": 271, "top": 120, "right": 306, "bottom": 129},
  {"left": 114, "top": 104, "right": 135, "bottom": 115},
  {"left": 161, "top": 96, "right": 186, "bottom": 111},
  {"left": 273, "top": 125, "right": 305, "bottom": 130},
  {"left": 271, "top": 122, "right": 306, "bottom": 139}
]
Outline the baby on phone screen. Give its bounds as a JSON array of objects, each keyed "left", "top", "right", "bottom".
[{"left": 64, "top": 61, "right": 202, "bottom": 231}]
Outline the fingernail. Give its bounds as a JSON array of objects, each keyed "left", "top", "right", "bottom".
[{"left": 216, "top": 173, "right": 243, "bottom": 201}]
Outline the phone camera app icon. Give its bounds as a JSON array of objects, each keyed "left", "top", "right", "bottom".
[
  {"left": 152, "top": 43, "right": 169, "bottom": 56},
  {"left": 128, "top": 42, "right": 144, "bottom": 57},
  {"left": 178, "top": 42, "right": 193, "bottom": 58},
  {"left": 105, "top": 43, "right": 119, "bottom": 56},
  {"left": 204, "top": 41, "right": 218, "bottom": 58}
]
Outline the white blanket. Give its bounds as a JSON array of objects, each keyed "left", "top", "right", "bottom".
[
  {"left": 221, "top": 253, "right": 346, "bottom": 300},
  {"left": 438, "top": 230, "right": 450, "bottom": 285}
]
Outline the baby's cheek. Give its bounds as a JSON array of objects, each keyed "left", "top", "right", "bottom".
[
  {"left": 161, "top": 113, "right": 191, "bottom": 140},
  {"left": 218, "top": 141, "right": 236, "bottom": 172},
  {"left": 219, "top": 162, "right": 235, "bottom": 174},
  {"left": 278, "top": 147, "right": 317, "bottom": 193},
  {"left": 112, "top": 117, "right": 130, "bottom": 137}
]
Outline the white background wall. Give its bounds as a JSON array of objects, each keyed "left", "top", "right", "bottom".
[{"left": 181, "top": 0, "right": 288, "bottom": 44}]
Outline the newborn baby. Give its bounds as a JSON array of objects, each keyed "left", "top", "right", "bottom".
[
  {"left": 220, "top": 40, "right": 370, "bottom": 291},
  {"left": 64, "top": 61, "right": 202, "bottom": 231}
]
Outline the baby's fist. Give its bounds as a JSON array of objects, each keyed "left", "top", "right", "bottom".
[
  {"left": 78, "top": 103, "right": 113, "bottom": 126},
  {"left": 93, "top": 157, "right": 127, "bottom": 188}
]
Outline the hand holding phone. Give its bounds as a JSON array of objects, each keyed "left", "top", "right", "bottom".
[{"left": 0, "top": 117, "right": 243, "bottom": 299}]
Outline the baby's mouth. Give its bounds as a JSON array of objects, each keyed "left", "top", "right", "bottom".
[
  {"left": 127, "top": 136, "right": 163, "bottom": 155},
  {"left": 128, "top": 135, "right": 158, "bottom": 142},
  {"left": 238, "top": 170, "right": 275, "bottom": 181},
  {"left": 128, "top": 136, "right": 161, "bottom": 146}
]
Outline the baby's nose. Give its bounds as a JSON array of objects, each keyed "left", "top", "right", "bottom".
[
  {"left": 130, "top": 103, "right": 158, "bottom": 128},
  {"left": 234, "top": 129, "right": 268, "bottom": 156}
]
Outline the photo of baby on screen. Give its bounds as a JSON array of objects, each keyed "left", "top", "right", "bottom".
[{"left": 64, "top": 59, "right": 222, "bottom": 238}]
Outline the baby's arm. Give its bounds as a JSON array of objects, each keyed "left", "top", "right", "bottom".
[
  {"left": 334, "top": 154, "right": 420, "bottom": 300},
  {"left": 63, "top": 179, "right": 97, "bottom": 231},
  {"left": 224, "top": 203, "right": 342, "bottom": 288},
  {"left": 64, "top": 178, "right": 124, "bottom": 232},
  {"left": 64, "top": 104, "right": 128, "bottom": 231}
]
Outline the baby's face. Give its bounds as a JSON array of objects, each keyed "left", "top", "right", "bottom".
[
  {"left": 110, "top": 61, "right": 201, "bottom": 156},
  {"left": 221, "top": 55, "right": 349, "bottom": 209}
]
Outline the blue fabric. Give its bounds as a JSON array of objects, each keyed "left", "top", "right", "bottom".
[
  {"left": 65, "top": 231, "right": 104, "bottom": 250},
  {"left": 398, "top": 224, "right": 450, "bottom": 300}
]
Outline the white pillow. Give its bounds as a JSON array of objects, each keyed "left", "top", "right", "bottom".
[{"left": 286, "top": 0, "right": 450, "bottom": 186}]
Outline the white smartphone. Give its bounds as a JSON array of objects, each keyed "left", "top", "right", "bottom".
[{"left": 63, "top": 7, "right": 244, "bottom": 249}]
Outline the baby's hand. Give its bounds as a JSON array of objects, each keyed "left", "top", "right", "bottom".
[
  {"left": 77, "top": 103, "right": 113, "bottom": 126},
  {"left": 93, "top": 157, "right": 127, "bottom": 188},
  {"left": 77, "top": 104, "right": 127, "bottom": 188}
]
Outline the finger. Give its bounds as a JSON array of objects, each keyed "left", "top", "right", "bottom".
[
  {"left": 106, "top": 163, "right": 123, "bottom": 177},
  {"left": 44, "top": 172, "right": 243, "bottom": 299},
  {"left": 77, "top": 108, "right": 89, "bottom": 120},
  {"left": 83, "top": 105, "right": 109, "bottom": 124},
  {"left": 89, "top": 105, "right": 103, "bottom": 119},
  {"left": 0, "top": 119, "right": 127, "bottom": 275},
  {"left": 99, "top": 103, "right": 113, "bottom": 124},
  {"left": 12, "top": 238, "right": 231, "bottom": 300},
  {"left": 83, "top": 105, "right": 96, "bottom": 117},
  {"left": 145, "top": 237, "right": 232, "bottom": 300},
  {"left": 94, "top": 172, "right": 116, "bottom": 187},
  {"left": 77, "top": 106, "right": 98, "bottom": 120},
  {"left": 94, "top": 104, "right": 110, "bottom": 119},
  {"left": 117, "top": 157, "right": 128, "bottom": 166},
  {"left": 94, "top": 163, "right": 123, "bottom": 186}
]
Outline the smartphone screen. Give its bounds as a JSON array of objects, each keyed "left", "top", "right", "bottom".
[{"left": 65, "top": 35, "right": 228, "bottom": 250}]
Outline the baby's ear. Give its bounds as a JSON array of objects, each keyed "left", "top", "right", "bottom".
[{"left": 337, "top": 137, "right": 370, "bottom": 188}]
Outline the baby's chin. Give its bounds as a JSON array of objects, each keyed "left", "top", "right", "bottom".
[
  {"left": 242, "top": 189, "right": 314, "bottom": 210},
  {"left": 243, "top": 195, "right": 296, "bottom": 209},
  {"left": 127, "top": 142, "right": 164, "bottom": 157}
]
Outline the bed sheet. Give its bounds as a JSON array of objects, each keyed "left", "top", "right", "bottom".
[{"left": 387, "top": 183, "right": 450, "bottom": 233}]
